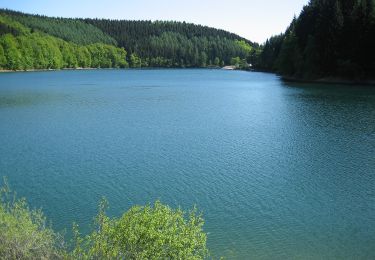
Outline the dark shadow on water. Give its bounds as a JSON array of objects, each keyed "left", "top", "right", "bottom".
[
  {"left": 280, "top": 80, "right": 375, "bottom": 102},
  {"left": 0, "top": 93, "right": 69, "bottom": 108},
  {"left": 281, "top": 79, "right": 375, "bottom": 90}
]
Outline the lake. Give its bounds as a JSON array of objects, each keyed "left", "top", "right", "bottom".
[{"left": 0, "top": 69, "right": 374, "bottom": 259}]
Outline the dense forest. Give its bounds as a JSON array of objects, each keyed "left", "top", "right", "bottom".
[
  {"left": 2, "top": 2, "right": 373, "bottom": 78},
  {"left": 84, "top": 19, "right": 257, "bottom": 67},
  {"left": 0, "top": 9, "right": 257, "bottom": 70},
  {"left": 0, "top": 13, "right": 128, "bottom": 70},
  {"left": 0, "top": 10, "right": 117, "bottom": 45},
  {"left": 255, "top": 0, "right": 375, "bottom": 80}
]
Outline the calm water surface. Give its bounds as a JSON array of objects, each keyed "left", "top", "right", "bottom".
[{"left": 0, "top": 69, "right": 374, "bottom": 259}]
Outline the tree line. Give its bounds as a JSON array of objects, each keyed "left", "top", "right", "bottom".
[
  {"left": 84, "top": 18, "right": 257, "bottom": 67},
  {"left": 0, "top": 14, "right": 128, "bottom": 70},
  {"left": 254, "top": 0, "right": 375, "bottom": 80},
  {"left": 0, "top": 8, "right": 257, "bottom": 70},
  {"left": 0, "top": 9, "right": 117, "bottom": 45},
  {"left": 3, "top": 2, "right": 374, "bottom": 76}
]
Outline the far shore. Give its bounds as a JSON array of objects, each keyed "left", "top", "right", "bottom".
[
  {"left": 0, "top": 67, "right": 101, "bottom": 73},
  {"left": 0, "top": 67, "right": 220, "bottom": 73},
  {"left": 1, "top": 67, "right": 374, "bottom": 86}
]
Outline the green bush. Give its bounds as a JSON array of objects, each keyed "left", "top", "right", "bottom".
[
  {"left": 0, "top": 179, "right": 209, "bottom": 259},
  {"left": 0, "top": 179, "right": 64, "bottom": 259},
  {"left": 71, "top": 200, "right": 208, "bottom": 260}
]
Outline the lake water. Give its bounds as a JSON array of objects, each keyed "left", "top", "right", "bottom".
[{"left": 0, "top": 69, "right": 374, "bottom": 259}]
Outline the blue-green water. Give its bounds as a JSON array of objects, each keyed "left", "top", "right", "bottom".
[{"left": 0, "top": 69, "right": 374, "bottom": 259}]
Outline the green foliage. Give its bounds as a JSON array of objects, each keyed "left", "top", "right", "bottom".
[
  {"left": 0, "top": 32, "right": 129, "bottom": 70},
  {"left": 0, "top": 33, "right": 21, "bottom": 70},
  {"left": 199, "top": 51, "right": 208, "bottom": 67},
  {"left": 255, "top": 0, "right": 375, "bottom": 79},
  {"left": 0, "top": 14, "right": 129, "bottom": 70},
  {"left": 254, "top": 34, "right": 284, "bottom": 71},
  {"left": 86, "top": 43, "right": 128, "bottom": 68},
  {"left": 144, "top": 31, "right": 252, "bottom": 67},
  {"left": 0, "top": 9, "right": 117, "bottom": 45},
  {"left": 0, "top": 8, "right": 262, "bottom": 69},
  {"left": 230, "top": 56, "right": 248, "bottom": 69},
  {"left": 275, "top": 31, "right": 302, "bottom": 76},
  {"left": 0, "top": 179, "right": 209, "bottom": 259},
  {"left": 0, "top": 14, "right": 29, "bottom": 36},
  {"left": 0, "top": 44, "right": 6, "bottom": 67},
  {"left": 230, "top": 57, "right": 241, "bottom": 67},
  {"left": 130, "top": 53, "right": 142, "bottom": 68},
  {"left": 70, "top": 200, "right": 208, "bottom": 260},
  {"left": 84, "top": 19, "right": 257, "bottom": 67},
  {"left": 214, "top": 57, "right": 220, "bottom": 66},
  {"left": 235, "top": 40, "right": 252, "bottom": 54},
  {"left": 148, "top": 56, "right": 173, "bottom": 67},
  {"left": 0, "top": 178, "right": 64, "bottom": 259}
]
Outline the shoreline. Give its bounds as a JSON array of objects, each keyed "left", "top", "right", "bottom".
[
  {"left": 2, "top": 67, "right": 375, "bottom": 86},
  {"left": 0, "top": 67, "right": 220, "bottom": 73},
  {"left": 281, "top": 75, "right": 375, "bottom": 86},
  {"left": 0, "top": 67, "right": 103, "bottom": 73}
]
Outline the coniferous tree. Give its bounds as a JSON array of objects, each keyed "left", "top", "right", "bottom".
[
  {"left": 255, "top": 0, "right": 375, "bottom": 80},
  {"left": 0, "top": 8, "right": 259, "bottom": 70}
]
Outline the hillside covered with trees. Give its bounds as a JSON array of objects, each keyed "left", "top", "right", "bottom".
[
  {"left": 254, "top": 0, "right": 375, "bottom": 81},
  {"left": 0, "top": 9, "right": 257, "bottom": 70},
  {"left": 84, "top": 19, "right": 257, "bottom": 67},
  {"left": 0, "top": 13, "right": 128, "bottom": 70}
]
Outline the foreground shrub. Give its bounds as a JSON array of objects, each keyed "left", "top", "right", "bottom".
[
  {"left": 0, "top": 179, "right": 64, "bottom": 259},
  {"left": 71, "top": 200, "right": 208, "bottom": 260},
  {"left": 1, "top": 178, "right": 209, "bottom": 259}
]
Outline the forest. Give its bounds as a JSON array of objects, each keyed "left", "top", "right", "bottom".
[
  {"left": 0, "top": 13, "right": 128, "bottom": 70},
  {"left": 0, "top": 9, "right": 256, "bottom": 70},
  {"left": 254, "top": 0, "right": 375, "bottom": 80},
  {"left": 83, "top": 19, "right": 257, "bottom": 67},
  {"left": 2, "top": 2, "right": 374, "bottom": 79}
]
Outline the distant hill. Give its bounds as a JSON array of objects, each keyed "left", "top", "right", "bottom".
[
  {"left": 0, "top": 12, "right": 128, "bottom": 70},
  {"left": 254, "top": 0, "right": 375, "bottom": 81},
  {"left": 0, "top": 9, "right": 117, "bottom": 45},
  {"left": 83, "top": 19, "right": 256, "bottom": 65},
  {"left": 0, "top": 9, "right": 258, "bottom": 70}
]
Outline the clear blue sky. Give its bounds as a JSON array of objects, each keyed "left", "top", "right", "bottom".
[{"left": 0, "top": 0, "right": 309, "bottom": 43}]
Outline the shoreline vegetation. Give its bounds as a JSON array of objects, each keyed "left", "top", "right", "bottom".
[
  {"left": 0, "top": 67, "right": 111, "bottom": 73},
  {"left": 0, "top": 67, "right": 98, "bottom": 73},
  {"left": 0, "top": 9, "right": 257, "bottom": 72},
  {"left": 2, "top": 67, "right": 374, "bottom": 86},
  {"left": 254, "top": 0, "right": 375, "bottom": 82},
  {"left": 2, "top": 1, "right": 373, "bottom": 83}
]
